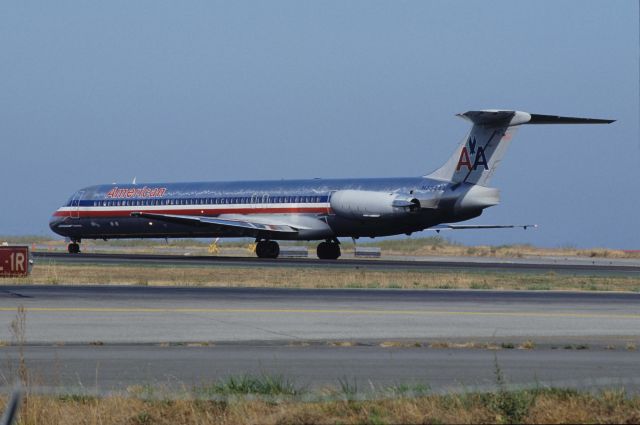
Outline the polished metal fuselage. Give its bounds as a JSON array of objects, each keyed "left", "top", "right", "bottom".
[{"left": 49, "top": 176, "right": 492, "bottom": 241}]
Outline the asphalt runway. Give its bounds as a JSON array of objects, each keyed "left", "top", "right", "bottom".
[
  {"left": 2, "top": 345, "right": 639, "bottom": 394},
  {"left": 32, "top": 251, "right": 640, "bottom": 275},
  {"left": 0, "top": 286, "right": 638, "bottom": 393},
  {"left": 0, "top": 286, "right": 639, "bottom": 343}
]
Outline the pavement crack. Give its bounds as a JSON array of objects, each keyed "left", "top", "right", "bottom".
[
  {"left": 181, "top": 311, "right": 302, "bottom": 340},
  {"left": 0, "top": 290, "right": 32, "bottom": 299}
]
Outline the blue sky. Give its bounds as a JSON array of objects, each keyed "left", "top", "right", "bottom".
[{"left": 1, "top": 1, "right": 638, "bottom": 248}]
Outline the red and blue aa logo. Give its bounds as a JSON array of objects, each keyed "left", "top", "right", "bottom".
[{"left": 456, "top": 136, "right": 488, "bottom": 172}]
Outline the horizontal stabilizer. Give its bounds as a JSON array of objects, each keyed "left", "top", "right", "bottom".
[
  {"left": 458, "top": 110, "right": 615, "bottom": 127},
  {"left": 528, "top": 114, "right": 615, "bottom": 125}
]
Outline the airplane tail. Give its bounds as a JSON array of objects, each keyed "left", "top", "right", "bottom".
[{"left": 427, "top": 110, "right": 614, "bottom": 186}]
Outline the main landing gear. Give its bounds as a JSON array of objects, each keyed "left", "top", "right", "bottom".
[
  {"left": 254, "top": 239, "right": 341, "bottom": 260},
  {"left": 255, "top": 240, "right": 280, "bottom": 259},
  {"left": 67, "top": 240, "right": 81, "bottom": 254},
  {"left": 317, "top": 240, "right": 341, "bottom": 260}
]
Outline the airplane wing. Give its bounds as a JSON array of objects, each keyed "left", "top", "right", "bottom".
[
  {"left": 430, "top": 224, "right": 537, "bottom": 232},
  {"left": 130, "top": 212, "right": 306, "bottom": 235}
]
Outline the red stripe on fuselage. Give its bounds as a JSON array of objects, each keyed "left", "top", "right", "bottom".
[{"left": 53, "top": 207, "right": 330, "bottom": 218}]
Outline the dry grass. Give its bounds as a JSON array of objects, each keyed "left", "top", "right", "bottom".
[
  {"left": 10, "top": 235, "right": 640, "bottom": 260},
  {"left": 0, "top": 389, "right": 638, "bottom": 424},
  {"left": 519, "top": 340, "right": 536, "bottom": 350},
  {"left": 428, "top": 341, "right": 501, "bottom": 350},
  {"left": 6, "top": 262, "right": 640, "bottom": 292},
  {"left": 380, "top": 241, "right": 640, "bottom": 260}
]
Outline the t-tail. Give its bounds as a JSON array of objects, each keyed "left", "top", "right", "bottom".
[{"left": 427, "top": 110, "right": 615, "bottom": 185}]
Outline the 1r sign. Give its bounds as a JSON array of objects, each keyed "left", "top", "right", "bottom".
[{"left": 0, "top": 246, "right": 31, "bottom": 277}]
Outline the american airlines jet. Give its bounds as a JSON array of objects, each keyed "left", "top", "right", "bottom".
[{"left": 50, "top": 110, "right": 613, "bottom": 259}]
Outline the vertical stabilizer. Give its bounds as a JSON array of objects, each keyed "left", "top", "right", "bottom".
[{"left": 427, "top": 110, "right": 614, "bottom": 185}]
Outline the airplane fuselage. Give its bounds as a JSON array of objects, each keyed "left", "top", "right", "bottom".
[{"left": 49, "top": 176, "right": 485, "bottom": 242}]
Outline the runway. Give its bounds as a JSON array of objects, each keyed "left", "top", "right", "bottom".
[
  {"left": 0, "top": 285, "right": 638, "bottom": 393},
  {"left": 32, "top": 251, "right": 640, "bottom": 275},
  {"left": 3, "top": 345, "right": 639, "bottom": 394},
  {"left": 0, "top": 286, "right": 639, "bottom": 343}
]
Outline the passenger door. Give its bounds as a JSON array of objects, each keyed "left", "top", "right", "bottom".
[{"left": 69, "top": 191, "right": 85, "bottom": 219}]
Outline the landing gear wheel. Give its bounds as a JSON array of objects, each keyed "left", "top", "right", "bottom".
[
  {"left": 317, "top": 241, "right": 340, "bottom": 260},
  {"left": 67, "top": 242, "right": 80, "bottom": 254},
  {"left": 255, "top": 240, "right": 280, "bottom": 259}
]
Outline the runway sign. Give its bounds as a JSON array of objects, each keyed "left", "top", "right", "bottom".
[{"left": 0, "top": 246, "right": 30, "bottom": 277}]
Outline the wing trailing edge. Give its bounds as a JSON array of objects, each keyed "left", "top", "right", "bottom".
[{"left": 130, "top": 212, "right": 303, "bottom": 235}]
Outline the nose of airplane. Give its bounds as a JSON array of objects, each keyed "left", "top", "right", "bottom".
[{"left": 49, "top": 211, "right": 68, "bottom": 236}]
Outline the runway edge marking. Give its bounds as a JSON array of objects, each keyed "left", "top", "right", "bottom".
[{"left": 0, "top": 307, "right": 638, "bottom": 320}]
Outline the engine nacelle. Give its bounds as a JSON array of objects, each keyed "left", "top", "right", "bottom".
[{"left": 330, "top": 190, "right": 420, "bottom": 220}]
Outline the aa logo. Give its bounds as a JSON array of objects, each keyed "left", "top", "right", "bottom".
[{"left": 456, "top": 136, "right": 488, "bottom": 171}]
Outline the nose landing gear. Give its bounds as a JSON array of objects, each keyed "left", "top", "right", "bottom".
[
  {"left": 67, "top": 241, "right": 81, "bottom": 254},
  {"left": 255, "top": 240, "right": 280, "bottom": 259}
]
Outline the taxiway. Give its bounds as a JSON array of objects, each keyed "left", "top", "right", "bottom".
[{"left": 0, "top": 285, "right": 637, "bottom": 393}]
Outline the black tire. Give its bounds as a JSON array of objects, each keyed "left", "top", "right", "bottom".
[
  {"left": 317, "top": 242, "right": 340, "bottom": 260},
  {"left": 67, "top": 243, "right": 80, "bottom": 254},
  {"left": 266, "top": 241, "right": 280, "bottom": 259},
  {"left": 256, "top": 241, "right": 280, "bottom": 259},
  {"left": 255, "top": 241, "right": 267, "bottom": 258}
]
